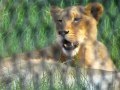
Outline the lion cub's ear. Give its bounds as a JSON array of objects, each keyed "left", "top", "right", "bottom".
[
  {"left": 50, "top": 6, "right": 63, "bottom": 21},
  {"left": 85, "top": 3, "right": 104, "bottom": 21}
]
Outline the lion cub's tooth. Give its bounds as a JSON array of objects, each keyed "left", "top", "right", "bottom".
[
  {"left": 64, "top": 44, "right": 67, "bottom": 47},
  {"left": 71, "top": 43, "right": 74, "bottom": 46}
]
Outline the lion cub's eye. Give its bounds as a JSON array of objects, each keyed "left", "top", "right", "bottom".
[
  {"left": 74, "top": 18, "right": 81, "bottom": 22},
  {"left": 57, "top": 19, "right": 62, "bottom": 23}
]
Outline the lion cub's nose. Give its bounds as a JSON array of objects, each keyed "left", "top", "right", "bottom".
[{"left": 58, "top": 31, "right": 69, "bottom": 36}]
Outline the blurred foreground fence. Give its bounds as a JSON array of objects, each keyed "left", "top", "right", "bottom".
[
  {"left": 0, "top": 56, "right": 120, "bottom": 90},
  {"left": 0, "top": 0, "right": 120, "bottom": 90}
]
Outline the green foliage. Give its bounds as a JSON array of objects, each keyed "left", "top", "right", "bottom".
[
  {"left": 0, "top": 33, "right": 6, "bottom": 57},
  {"left": 0, "top": 0, "right": 120, "bottom": 68}
]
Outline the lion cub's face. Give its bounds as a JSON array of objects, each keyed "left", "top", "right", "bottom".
[{"left": 51, "top": 3, "right": 103, "bottom": 56}]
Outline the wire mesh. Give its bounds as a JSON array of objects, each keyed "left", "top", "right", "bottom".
[
  {"left": 0, "top": 0, "right": 120, "bottom": 90},
  {"left": 0, "top": 56, "right": 120, "bottom": 90}
]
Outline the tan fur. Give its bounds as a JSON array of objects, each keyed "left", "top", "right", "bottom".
[{"left": 50, "top": 3, "right": 116, "bottom": 71}]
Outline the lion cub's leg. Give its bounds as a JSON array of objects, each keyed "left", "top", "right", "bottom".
[{"left": 84, "top": 41, "right": 116, "bottom": 71}]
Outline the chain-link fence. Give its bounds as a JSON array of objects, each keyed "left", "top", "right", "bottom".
[
  {"left": 0, "top": 56, "right": 120, "bottom": 90},
  {"left": 0, "top": 0, "right": 120, "bottom": 90}
]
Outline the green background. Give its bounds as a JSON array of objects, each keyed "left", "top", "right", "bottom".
[{"left": 0, "top": 0, "right": 120, "bottom": 69}]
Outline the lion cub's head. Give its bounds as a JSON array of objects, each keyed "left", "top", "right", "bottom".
[{"left": 51, "top": 3, "right": 103, "bottom": 56}]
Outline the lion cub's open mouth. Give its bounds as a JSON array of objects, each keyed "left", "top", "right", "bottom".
[{"left": 62, "top": 39, "right": 79, "bottom": 50}]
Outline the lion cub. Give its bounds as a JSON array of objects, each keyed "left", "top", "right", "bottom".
[
  {"left": 1, "top": 3, "right": 116, "bottom": 72},
  {"left": 50, "top": 2, "right": 116, "bottom": 71}
]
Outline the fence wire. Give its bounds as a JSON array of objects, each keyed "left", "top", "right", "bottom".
[
  {"left": 0, "top": 0, "right": 120, "bottom": 90},
  {"left": 0, "top": 56, "right": 120, "bottom": 90}
]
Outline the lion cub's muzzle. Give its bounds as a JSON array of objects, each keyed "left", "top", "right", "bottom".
[
  {"left": 62, "top": 39, "right": 79, "bottom": 50},
  {"left": 58, "top": 30, "right": 69, "bottom": 36}
]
